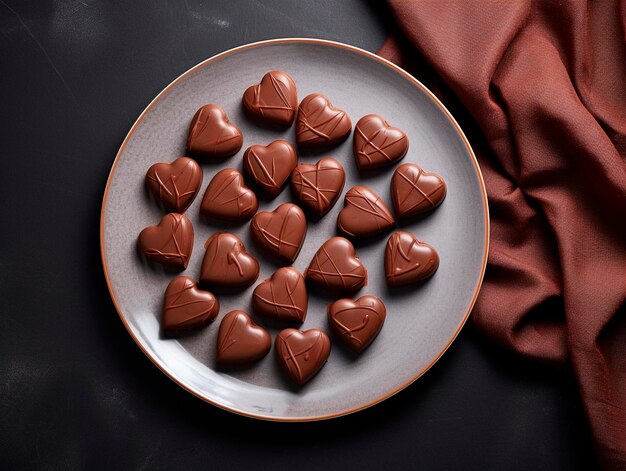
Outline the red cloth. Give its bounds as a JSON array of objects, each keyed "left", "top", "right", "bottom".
[{"left": 379, "top": 1, "right": 626, "bottom": 468}]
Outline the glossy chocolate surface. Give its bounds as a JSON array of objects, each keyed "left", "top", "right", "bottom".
[
  {"left": 162, "top": 276, "right": 219, "bottom": 333},
  {"left": 200, "top": 232, "right": 259, "bottom": 290},
  {"left": 186, "top": 104, "right": 243, "bottom": 159},
  {"left": 146, "top": 157, "right": 202, "bottom": 213},
  {"left": 200, "top": 168, "right": 258, "bottom": 222},
  {"left": 250, "top": 203, "right": 307, "bottom": 263},
  {"left": 253, "top": 267, "right": 307, "bottom": 323},
  {"left": 216, "top": 310, "right": 271, "bottom": 367},
  {"left": 137, "top": 213, "right": 193, "bottom": 269},
  {"left": 353, "top": 114, "right": 408, "bottom": 170},
  {"left": 290, "top": 157, "right": 345, "bottom": 217},
  {"left": 296, "top": 93, "right": 352, "bottom": 149},
  {"left": 385, "top": 231, "right": 439, "bottom": 287},
  {"left": 275, "top": 328, "right": 331, "bottom": 386},
  {"left": 327, "top": 295, "right": 386, "bottom": 353},
  {"left": 306, "top": 237, "right": 367, "bottom": 292},
  {"left": 242, "top": 70, "right": 298, "bottom": 127},
  {"left": 337, "top": 185, "right": 395, "bottom": 237},
  {"left": 243, "top": 140, "right": 297, "bottom": 198},
  {"left": 391, "top": 163, "right": 447, "bottom": 219}
]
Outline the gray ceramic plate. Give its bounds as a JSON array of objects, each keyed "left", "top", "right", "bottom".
[{"left": 101, "top": 39, "right": 488, "bottom": 421}]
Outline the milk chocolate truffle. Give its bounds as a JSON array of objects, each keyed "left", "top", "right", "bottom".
[
  {"left": 327, "top": 296, "right": 386, "bottom": 353},
  {"left": 385, "top": 231, "right": 439, "bottom": 287},
  {"left": 353, "top": 114, "right": 408, "bottom": 170},
  {"left": 243, "top": 140, "right": 297, "bottom": 198},
  {"left": 296, "top": 94, "right": 352, "bottom": 149},
  {"left": 275, "top": 328, "right": 331, "bottom": 385},
  {"left": 250, "top": 203, "right": 307, "bottom": 263},
  {"left": 162, "top": 276, "right": 219, "bottom": 333},
  {"left": 216, "top": 310, "right": 271, "bottom": 367},
  {"left": 337, "top": 186, "right": 395, "bottom": 237},
  {"left": 137, "top": 213, "right": 193, "bottom": 269},
  {"left": 391, "top": 163, "right": 446, "bottom": 219},
  {"left": 146, "top": 157, "right": 202, "bottom": 213},
  {"left": 306, "top": 237, "right": 367, "bottom": 292},
  {"left": 186, "top": 104, "right": 243, "bottom": 159},
  {"left": 242, "top": 70, "right": 298, "bottom": 127},
  {"left": 200, "top": 168, "right": 258, "bottom": 223},
  {"left": 290, "top": 157, "right": 345, "bottom": 217},
  {"left": 253, "top": 267, "right": 307, "bottom": 323},
  {"left": 200, "top": 232, "right": 259, "bottom": 290}
]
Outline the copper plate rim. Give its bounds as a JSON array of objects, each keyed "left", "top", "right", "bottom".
[{"left": 99, "top": 38, "right": 490, "bottom": 422}]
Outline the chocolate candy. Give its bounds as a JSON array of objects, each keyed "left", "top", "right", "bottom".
[
  {"left": 306, "top": 237, "right": 367, "bottom": 292},
  {"left": 391, "top": 163, "right": 447, "bottom": 219},
  {"left": 200, "top": 232, "right": 259, "bottom": 290},
  {"left": 243, "top": 140, "right": 297, "bottom": 198},
  {"left": 251, "top": 203, "right": 307, "bottom": 263},
  {"left": 296, "top": 94, "right": 352, "bottom": 149},
  {"left": 385, "top": 231, "right": 439, "bottom": 287},
  {"left": 290, "top": 157, "right": 345, "bottom": 217},
  {"left": 253, "top": 267, "right": 307, "bottom": 323},
  {"left": 186, "top": 104, "right": 243, "bottom": 159},
  {"left": 327, "top": 295, "right": 386, "bottom": 353},
  {"left": 162, "top": 276, "right": 219, "bottom": 333},
  {"left": 242, "top": 70, "right": 298, "bottom": 127},
  {"left": 275, "top": 328, "right": 331, "bottom": 385},
  {"left": 353, "top": 114, "right": 408, "bottom": 170},
  {"left": 146, "top": 157, "right": 202, "bottom": 213},
  {"left": 216, "top": 310, "right": 271, "bottom": 367},
  {"left": 200, "top": 168, "right": 258, "bottom": 223},
  {"left": 138, "top": 213, "right": 193, "bottom": 269},
  {"left": 337, "top": 186, "right": 395, "bottom": 237}
]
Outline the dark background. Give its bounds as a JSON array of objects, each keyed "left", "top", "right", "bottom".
[{"left": 0, "top": 1, "right": 596, "bottom": 469}]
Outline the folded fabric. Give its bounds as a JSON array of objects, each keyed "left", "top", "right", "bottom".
[{"left": 378, "top": 1, "right": 626, "bottom": 468}]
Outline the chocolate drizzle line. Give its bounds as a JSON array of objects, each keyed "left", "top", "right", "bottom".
[
  {"left": 190, "top": 107, "right": 240, "bottom": 152},
  {"left": 146, "top": 160, "right": 198, "bottom": 209},
  {"left": 386, "top": 235, "right": 421, "bottom": 280},
  {"left": 206, "top": 170, "right": 255, "bottom": 217},
  {"left": 217, "top": 311, "right": 244, "bottom": 354},
  {"left": 395, "top": 166, "right": 444, "bottom": 211},
  {"left": 255, "top": 274, "right": 305, "bottom": 320},
  {"left": 298, "top": 97, "right": 348, "bottom": 144},
  {"left": 292, "top": 160, "right": 343, "bottom": 213},
  {"left": 278, "top": 330, "right": 325, "bottom": 383},
  {"left": 331, "top": 304, "right": 384, "bottom": 347},
  {"left": 308, "top": 245, "right": 365, "bottom": 290},
  {"left": 143, "top": 214, "right": 190, "bottom": 266},
  {"left": 164, "top": 278, "right": 215, "bottom": 327},
  {"left": 338, "top": 187, "right": 394, "bottom": 236},
  {"left": 355, "top": 125, "right": 407, "bottom": 166},
  {"left": 250, "top": 72, "right": 294, "bottom": 115},
  {"left": 252, "top": 206, "right": 301, "bottom": 252}
]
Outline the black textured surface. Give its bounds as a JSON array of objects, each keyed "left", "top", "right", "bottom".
[{"left": 0, "top": 1, "right": 596, "bottom": 469}]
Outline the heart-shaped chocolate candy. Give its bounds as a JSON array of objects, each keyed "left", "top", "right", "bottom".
[
  {"left": 391, "top": 163, "right": 447, "bottom": 219},
  {"left": 296, "top": 93, "right": 352, "bottom": 149},
  {"left": 216, "top": 310, "right": 271, "bottom": 367},
  {"left": 337, "top": 186, "right": 395, "bottom": 237},
  {"left": 186, "top": 104, "right": 243, "bottom": 159},
  {"left": 138, "top": 213, "right": 194, "bottom": 269},
  {"left": 251, "top": 203, "right": 307, "bottom": 263},
  {"left": 290, "top": 157, "right": 345, "bottom": 217},
  {"left": 146, "top": 157, "right": 202, "bottom": 213},
  {"left": 162, "top": 276, "right": 219, "bottom": 333},
  {"left": 242, "top": 70, "right": 298, "bottom": 127},
  {"left": 200, "top": 232, "right": 259, "bottom": 290},
  {"left": 306, "top": 237, "right": 367, "bottom": 292},
  {"left": 353, "top": 114, "right": 408, "bottom": 170},
  {"left": 253, "top": 267, "right": 307, "bottom": 323},
  {"left": 327, "top": 296, "right": 386, "bottom": 353},
  {"left": 275, "top": 328, "right": 331, "bottom": 385},
  {"left": 385, "top": 231, "right": 439, "bottom": 287},
  {"left": 200, "top": 168, "right": 258, "bottom": 222},
  {"left": 243, "top": 140, "right": 297, "bottom": 198}
]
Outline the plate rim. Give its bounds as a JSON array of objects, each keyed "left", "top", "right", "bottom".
[{"left": 99, "top": 38, "right": 490, "bottom": 422}]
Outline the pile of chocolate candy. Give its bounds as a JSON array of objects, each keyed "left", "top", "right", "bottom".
[{"left": 137, "top": 71, "right": 446, "bottom": 386}]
